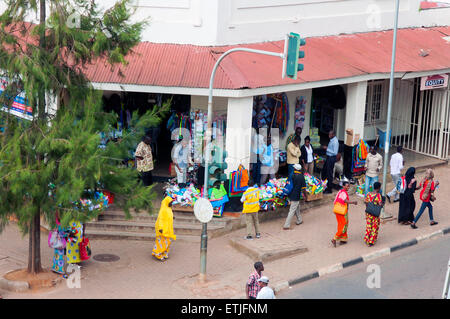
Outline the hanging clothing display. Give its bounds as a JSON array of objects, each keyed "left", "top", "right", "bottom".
[
  {"left": 294, "top": 96, "right": 307, "bottom": 130},
  {"left": 252, "top": 93, "right": 289, "bottom": 137},
  {"left": 352, "top": 139, "right": 369, "bottom": 173}
]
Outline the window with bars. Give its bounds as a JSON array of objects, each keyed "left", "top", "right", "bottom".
[{"left": 365, "top": 80, "right": 386, "bottom": 123}]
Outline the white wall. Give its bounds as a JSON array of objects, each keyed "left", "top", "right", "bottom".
[
  {"left": 132, "top": 0, "right": 450, "bottom": 45},
  {"left": 3, "top": 1, "right": 449, "bottom": 46}
]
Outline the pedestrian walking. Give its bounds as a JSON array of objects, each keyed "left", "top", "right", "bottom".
[
  {"left": 322, "top": 130, "right": 339, "bottom": 194},
  {"left": 283, "top": 164, "right": 307, "bottom": 230},
  {"left": 135, "top": 135, "right": 154, "bottom": 186},
  {"left": 331, "top": 180, "right": 357, "bottom": 247},
  {"left": 411, "top": 169, "right": 439, "bottom": 229},
  {"left": 256, "top": 276, "right": 276, "bottom": 299},
  {"left": 152, "top": 196, "right": 176, "bottom": 261},
  {"left": 300, "top": 136, "right": 315, "bottom": 176},
  {"left": 49, "top": 211, "right": 84, "bottom": 274},
  {"left": 241, "top": 179, "right": 261, "bottom": 240},
  {"left": 364, "top": 182, "right": 384, "bottom": 247},
  {"left": 246, "top": 261, "right": 264, "bottom": 299},
  {"left": 287, "top": 135, "right": 302, "bottom": 181},
  {"left": 364, "top": 145, "right": 383, "bottom": 195},
  {"left": 398, "top": 167, "right": 420, "bottom": 225},
  {"left": 386, "top": 146, "right": 404, "bottom": 203}
]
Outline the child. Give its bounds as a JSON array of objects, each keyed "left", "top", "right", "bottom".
[
  {"left": 241, "top": 179, "right": 261, "bottom": 240},
  {"left": 411, "top": 168, "right": 439, "bottom": 229}
]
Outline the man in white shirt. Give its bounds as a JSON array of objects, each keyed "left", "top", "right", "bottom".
[
  {"left": 256, "top": 276, "right": 276, "bottom": 299},
  {"left": 387, "top": 146, "right": 404, "bottom": 203}
]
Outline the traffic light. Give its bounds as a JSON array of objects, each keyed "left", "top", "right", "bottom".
[
  {"left": 208, "top": 145, "right": 228, "bottom": 187},
  {"left": 286, "top": 32, "right": 305, "bottom": 80}
]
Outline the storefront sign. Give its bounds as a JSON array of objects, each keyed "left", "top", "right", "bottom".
[
  {"left": 420, "top": 74, "right": 449, "bottom": 91},
  {"left": 0, "top": 77, "right": 33, "bottom": 120}
]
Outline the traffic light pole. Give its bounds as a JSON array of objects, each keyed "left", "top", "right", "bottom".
[
  {"left": 381, "top": 0, "right": 400, "bottom": 219},
  {"left": 200, "top": 44, "right": 287, "bottom": 282}
]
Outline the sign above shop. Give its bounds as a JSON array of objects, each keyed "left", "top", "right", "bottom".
[
  {"left": 420, "top": 74, "right": 449, "bottom": 91},
  {"left": 0, "top": 77, "right": 33, "bottom": 121}
]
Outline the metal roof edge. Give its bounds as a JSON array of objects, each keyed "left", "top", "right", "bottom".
[
  {"left": 401, "top": 68, "right": 450, "bottom": 79},
  {"left": 92, "top": 72, "right": 407, "bottom": 98}
]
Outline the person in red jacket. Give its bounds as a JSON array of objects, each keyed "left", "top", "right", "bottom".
[{"left": 411, "top": 169, "right": 439, "bottom": 229}]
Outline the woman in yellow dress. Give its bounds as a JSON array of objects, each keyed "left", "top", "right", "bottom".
[{"left": 152, "top": 196, "right": 176, "bottom": 261}]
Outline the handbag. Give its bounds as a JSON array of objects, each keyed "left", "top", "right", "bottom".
[
  {"left": 333, "top": 202, "right": 347, "bottom": 215},
  {"left": 48, "top": 229, "right": 67, "bottom": 249},
  {"left": 365, "top": 202, "right": 382, "bottom": 217}
]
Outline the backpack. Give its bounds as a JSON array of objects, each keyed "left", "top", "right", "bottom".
[{"left": 396, "top": 176, "right": 407, "bottom": 194}]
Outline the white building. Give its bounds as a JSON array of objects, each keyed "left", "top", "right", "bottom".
[{"left": 3, "top": 0, "right": 450, "bottom": 177}]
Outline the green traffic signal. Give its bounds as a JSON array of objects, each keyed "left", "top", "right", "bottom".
[{"left": 286, "top": 32, "right": 305, "bottom": 80}]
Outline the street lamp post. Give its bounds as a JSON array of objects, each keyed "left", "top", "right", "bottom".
[
  {"left": 200, "top": 44, "right": 288, "bottom": 281},
  {"left": 381, "top": 0, "right": 400, "bottom": 219}
]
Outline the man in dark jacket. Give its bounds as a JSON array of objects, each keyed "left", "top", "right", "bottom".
[{"left": 283, "top": 164, "right": 307, "bottom": 229}]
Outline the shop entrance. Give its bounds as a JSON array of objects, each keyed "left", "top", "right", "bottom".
[
  {"left": 102, "top": 92, "right": 190, "bottom": 181},
  {"left": 392, "top": 79, "right": 450, "bottom": 159},
  {"left": 311, "top": 85, "right": 346, "bottom": 143}
]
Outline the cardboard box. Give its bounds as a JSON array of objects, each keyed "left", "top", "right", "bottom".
[
  {"left": 305, "top": 192, "right": 323, "bottom": 202},
  {"left": 345, "top": 128, "right": 360, "bottom": 147}
]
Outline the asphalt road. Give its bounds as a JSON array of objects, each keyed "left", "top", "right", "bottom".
[{"left": 278, "top": 236, "right": 450, "bottom": 299}]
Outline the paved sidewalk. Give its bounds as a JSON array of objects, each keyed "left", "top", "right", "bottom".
[{"left": 1, "top": 165, "right": 450, "bottom": 299}]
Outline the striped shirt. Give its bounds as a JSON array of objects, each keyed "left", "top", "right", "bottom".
[{"left": 247, "top": 271, "right": 261, "bottom": 298}]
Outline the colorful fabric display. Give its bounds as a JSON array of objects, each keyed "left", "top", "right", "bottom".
[
  {"left": 352, "top": 139, "right": 369, "bottom": 173},
  {"left": 303, "top": 173, "right": 327, "bottom": 194},
  {"left": 252, "top": 93, "right": 289, "bottom": 137},
  {"left": 229, "top": 165, "right": 249, "bottom": 197},
  {"left": 213, "top": 204, "right": 224, "bottom": 217}
]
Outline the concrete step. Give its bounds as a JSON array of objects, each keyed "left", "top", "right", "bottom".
[
  {"left": 86, "top": 220, "right": 225, "bottom": 236},
  {"left": 84, "top": 229, "right": 203, "bottom": 243},
  {"left": 99, "top": 210, "right": 231, "bottom": 226}
]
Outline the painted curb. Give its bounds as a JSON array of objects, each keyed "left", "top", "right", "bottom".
[{"left": 281, "top": 226, "right": 450, "bottom": 292}]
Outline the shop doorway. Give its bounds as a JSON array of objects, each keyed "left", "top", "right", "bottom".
[
  {"left": 392, "top": 79, "right": 450, "bottom": 159},
  {"left": 311, "top": 85, "right": 346, "bottom": 143},
  {"left": 102, "top": 92, "right": 191, "bottom": 181}
]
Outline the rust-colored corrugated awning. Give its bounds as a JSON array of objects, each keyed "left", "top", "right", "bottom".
[{"left": 84, "top": 26, "right": 450, "bottom": 90}]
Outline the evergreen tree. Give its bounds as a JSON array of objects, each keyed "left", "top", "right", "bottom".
[{"left": 0, "top": 0, "right": 168, "bottom": 273}]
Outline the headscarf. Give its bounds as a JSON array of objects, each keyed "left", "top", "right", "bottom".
[
  {"left": 155, "top": 196, "right": 176, "bottom": 240},
  {"left": 404, "top": 167, "right": 416, "bottom": 185},
  {"left": 424, "top": 168, "right": 434, "bottom": 180}
]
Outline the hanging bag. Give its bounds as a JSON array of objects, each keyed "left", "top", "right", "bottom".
[{"left": 238, "top": 164, "right": 249, "bottom": 188}]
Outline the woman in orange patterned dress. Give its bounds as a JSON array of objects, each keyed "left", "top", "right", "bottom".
[
  {"left": 331, "top": 181, "right": 357, "bottom": 247},
  {"left": 364, "top": 182, "right": 384, "bottom": 246}
]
